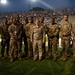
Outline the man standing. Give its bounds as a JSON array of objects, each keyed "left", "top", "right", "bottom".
[
  {"left": 8, "top": 18, "right": 22, "bottom": 62},
  {"left": 31, "top": 19, "right": 45, "bottom": 61},
  {"left": 24, "top": 16, "right": 34, "bottom": 58},
  {"left": 60, "top": 15, "right": 72, "bottom": 61},
  {"left": 16, "top": 15, "right": 23, "bottom": 55},
  {"left": 1, "top": 18, "right": 10, "bottom": 60},
  {"left": 39, "top": 17, "right": 47, "bottom": 58},
  {"left": 47, "top": 18, "right": 59, "bottom": 60}
]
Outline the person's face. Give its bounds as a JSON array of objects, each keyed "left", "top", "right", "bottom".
[
  {"left": 39, "top": 18, "right": 44, "bottom": 23},
  {"left": 35, "top": 20, "right": 39, "bottom": 26},
  {"left": 51, "top": 18, "right": 55, "bottom": 24},
  {"left": 28, "top": 18, "right": 32, "bottom": 23},
  {"left": 13, "top": 19, "right": 16, "bottom": 24},
  {"left": 10, "top": 15, "right": 14, "bottom": 20},
  {"left": 64, "top": 15, "right": 68, "bottom": 21},
  {"left": 3, "top": 18, "right": 7, "bottom": 24}
]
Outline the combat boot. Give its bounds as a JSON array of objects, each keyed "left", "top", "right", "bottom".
[
  {"left": 33, "top": 58, "right": 38, "bottom": 61},
  {"left": 18, "top": 57, "right": 22, "bottom": 61},
  {"left": 63, "top": 53, "right": 67, "bottom": 61},
  {"left": 46, "top": 53, "right": 52, "bottom": 59},
  {"left": 53, "top": 55, "right": 57, "bottom": 61},
  {"left": 53, "top": 52, "right": 58, "bottom": 61},
  {"left": 26, "top": 55, "right": 31, "bottom": 59},
  {"left": 10, "top": 59, "right": 14, "bottom": 62},
  {"left": 2, "top": 57, "right": 6, "bottom": 60},
  {"left": 63, "top": 57, "right": 67, "bottom": 61},
  {"left": 60, "top": 55, "right": 65, "bottom": 61}
]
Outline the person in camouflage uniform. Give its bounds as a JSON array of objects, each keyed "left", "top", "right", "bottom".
[
  {"left": 1, "top": 18, "right": 10, "bottom": 60},
  {"left": 60, "top": 15, "right": 72, "bottom": 61},
  {"left": 31, "top": 19, "right": 45, "bottom": 61},
  {"left": 39, "top": 17, "right": 47, "bottom": 58},
  {"left": 8, "top": 18, "right": 22, "bottom": 62},
  {"left": 47, "top": 18, "right": 59, "bottom": 60},
  {"left": 15, "top": 15, "right": 23, "bottom": 54},
  {"left": 24, "top": 16, "right": 34, "bottom": 58}
]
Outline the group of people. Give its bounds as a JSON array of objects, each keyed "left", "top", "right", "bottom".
[{"left": 0, "top": 14, "right": 75, "bottom": 62}]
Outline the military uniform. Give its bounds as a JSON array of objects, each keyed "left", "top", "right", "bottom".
[
  {"left": 31, "top": 25, "right": 45, "bottom": 61},
  {"left": 40, "top": 22, "right": 47, "bottom": 58},
  {"left": 8, "top": 23, "right": 22, "bottom": 62},
  {"left": 60, "top": 21, "right": 72, "bottom": 61},
  {"left": 1, "top": 23, "right": 10, "bottom": 59},
  {"left": 47, "top": 23, "right": 59, "bottom": 60},
  {"left": 16, "top": 21, "right": 23, "bottom": 55},
  {"left": 24, "top": 23, "right": 34, "bottom": 58}
]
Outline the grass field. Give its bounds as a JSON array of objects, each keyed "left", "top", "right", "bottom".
[{"left": 0, "top": 44, "right": 75, "bottom": 75}]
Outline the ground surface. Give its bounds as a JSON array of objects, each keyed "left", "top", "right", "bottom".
[{"left": 0, "top": 46, "right": 75, "bottom": 75}]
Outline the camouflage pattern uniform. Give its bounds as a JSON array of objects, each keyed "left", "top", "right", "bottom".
[
  {"left": 24, "top": 22, "right": 34, "bottom": 58},
  {"left": 31, "top": 24, "right": 45, "bottom": 61},
  {"left": 47, "top": 23, "right": 59, "bottom": 60},
  {"left": 1, "top": 19, "right": 10, "bottom": 60},
  {"left": 60, "top": 21, "right": 72, "bottom": 61},
  {"left": 16, "top": 17, "right": 23, "bottom": 55},
  {"left": 8, "top": 21, "right": 22, "bottom": 62},
  {"left": 40, "top": 22, "right": 47, "bottom": 58},
  {"left": 39, "top": 17, "right": 48, "bottom": 58}
]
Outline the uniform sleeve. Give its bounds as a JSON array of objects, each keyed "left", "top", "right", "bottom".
[
  {"left": 53, "top": 25, "right": 59, "bottom": 37},
  {"left": 72, "top": 25, "right": 75, "bottom": 38},
  {"left": 0, "top": 25, "right": 5, "bottom": 39},
  {"left": 66, "top": 23, "right": 72, "bottom": 36},
  {"left": 30, "top": 26, "right": 34, "bottom": 42},
  {"left": 42, "top": 27, "right": 46, "bottom": 43},
  {"left": 60, "top": 24, "right": 63, "bottom": 37},
  {"left": 8, "top": 26, "right": 13, "bottom": 37}
]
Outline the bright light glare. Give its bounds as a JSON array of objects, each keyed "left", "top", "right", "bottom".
[
  {"left": 31, "top": 0, "right": 36, "bottom": 2},
  {"left": 38, "top": 0, "right": 54, "bottom": 9},
  {"left": 1, "top": 0, "right": 7, "bottom": 4}
]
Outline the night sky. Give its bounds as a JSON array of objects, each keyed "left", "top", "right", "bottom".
[{"left": 0, "top": 0, "right": 75, "bottom": 12}]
